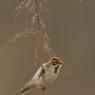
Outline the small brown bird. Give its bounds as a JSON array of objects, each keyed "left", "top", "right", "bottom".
[{"left": 16, "top": 57, "right": 64, "bottom": 95}]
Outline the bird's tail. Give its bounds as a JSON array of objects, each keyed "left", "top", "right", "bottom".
[{"left": 15, "top": 85, "right": 30, "bottom": 95}]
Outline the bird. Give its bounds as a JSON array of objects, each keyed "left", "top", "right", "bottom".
[{"left": 15, "top": 57, "right": 64, "bottom": 95}]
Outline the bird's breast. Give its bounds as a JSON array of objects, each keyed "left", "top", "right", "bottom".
[{"left": 44, "top": 67, "right": 58, "bottom": 84}]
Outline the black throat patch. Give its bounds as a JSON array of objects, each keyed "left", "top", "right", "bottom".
[{"left": 54, "top": 65, "right": 59, "bottom": 73}]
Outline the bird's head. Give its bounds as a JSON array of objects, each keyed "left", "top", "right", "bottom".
[{"left": 50, "top": 57, "right": 64, "bottom": 67}]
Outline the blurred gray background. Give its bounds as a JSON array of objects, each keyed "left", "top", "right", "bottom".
[{"left": 0, "top": 0, "right": 95, "bottom": 95}]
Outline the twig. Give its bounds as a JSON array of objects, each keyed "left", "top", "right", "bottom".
[{"left": 34, "top": 0, "right": 46, "bottom": 95}]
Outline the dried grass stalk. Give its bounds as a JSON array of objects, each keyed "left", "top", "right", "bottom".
[{"left": 1, "top": 1, "right": 55, "bottom": 95}]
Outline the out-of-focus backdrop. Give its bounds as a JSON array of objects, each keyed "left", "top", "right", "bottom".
[{"left": 0, "top": 0, "right": 95, "bottom": 95}]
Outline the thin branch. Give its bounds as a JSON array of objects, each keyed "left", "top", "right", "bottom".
[{"left": 34, "top": 0, "right": 46, "bottom": 95}]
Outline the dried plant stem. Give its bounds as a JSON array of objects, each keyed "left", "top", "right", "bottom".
[
  {"left": 34, "top": 0, "right": 46, "bottom": 95},
  {"left": 35, "top": 0, "right": 41, "bottom": 30},
  {"left": 36, "top": 32, "right": 46, "bottom": 95}
]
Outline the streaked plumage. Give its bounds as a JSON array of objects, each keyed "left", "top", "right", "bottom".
[{"left": 16, "top": 57, "right": 63, "bottom": 95}]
